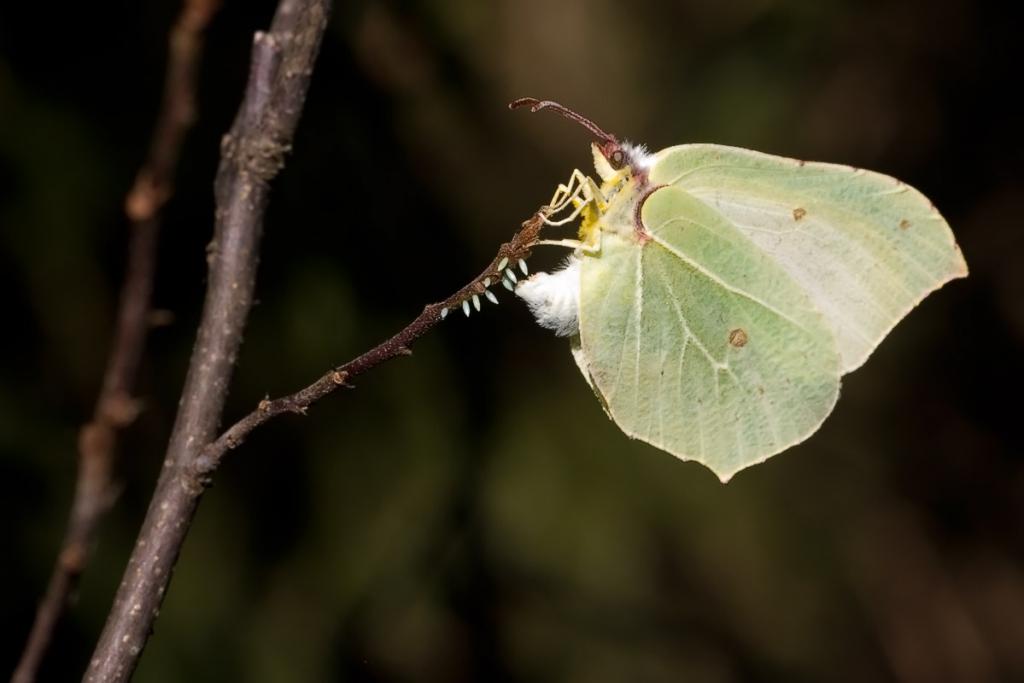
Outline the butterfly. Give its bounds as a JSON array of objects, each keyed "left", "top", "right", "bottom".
[{"left": 512, "top": 98, "right": 967, "bottom": 481}]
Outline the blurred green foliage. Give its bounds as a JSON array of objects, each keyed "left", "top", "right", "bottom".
[{"left": 2, "top": 0, "right": 1022, "bottom": 680}]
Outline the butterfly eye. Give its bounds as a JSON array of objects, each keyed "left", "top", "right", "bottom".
[{"left": 609, "top": 149, "right": 627, "bottom": 169}]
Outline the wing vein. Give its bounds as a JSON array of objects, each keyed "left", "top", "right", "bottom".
[
  {"left": 605, "top": 246, "right": 641, "bottom": 404},
  {"left": 634, "top": 247, "right": 645, "bottom": 438},
  {"left": 651, "top": 259, "right": 726, "bottom": 371},
  {"left": 648, "top": 228, "right": 809, "bottom": 334}
]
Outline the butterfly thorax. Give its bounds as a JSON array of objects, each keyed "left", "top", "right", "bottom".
[{"left": 579, "top": 142, "right": 654, "bottom": 246}]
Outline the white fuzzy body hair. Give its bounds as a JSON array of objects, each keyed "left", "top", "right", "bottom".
[
  {"left": 622, "top": 141, "right": 655, "bottom": 170},
  {"left": 515, "top": 256, "right": 581, "bottom": 337}
]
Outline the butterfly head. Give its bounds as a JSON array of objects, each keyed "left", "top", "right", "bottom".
[{"left": 591, "top": 141, "right": 654, "bottom": 183}]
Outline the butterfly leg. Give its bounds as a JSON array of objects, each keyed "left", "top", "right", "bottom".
[
  {"left": 535, "top": 238, "right": 586, "bottom": 248},
  {"left": 547, "top": 169, "right": 592, "bottom": 213},
  {"left": 545, "top": 177, "right": 606, "bottom": 227},
  {"left": 546, "top": 169, "right": 609, "bottom": 219},
  {"left": 535, "top": 228, "right": 602, "bottom": 255}
]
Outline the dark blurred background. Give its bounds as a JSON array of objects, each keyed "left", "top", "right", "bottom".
[{"left": 2, "top": 0, "right": 1022, "bottom": 680}]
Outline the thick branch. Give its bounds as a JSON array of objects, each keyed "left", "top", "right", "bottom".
[
  {"left": 12, "top": 3, "right": 220, "bottom": 682},
  {"left": 83, "top": 2, "right": 330, "bottom": 681},
  {"left": 192, "top": 211, "right": 546, "bottom": 478}
]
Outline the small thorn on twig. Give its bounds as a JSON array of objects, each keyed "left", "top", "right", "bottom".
[
  {"left": 257, "top": 398, "right": 271, "bottom": 412},
  {"left": 397, "top": 346, "right": 413, "bottom": 356}
]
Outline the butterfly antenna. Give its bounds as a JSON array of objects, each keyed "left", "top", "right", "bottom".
[{"left": 509, "top": 97, "right": 618, "bottom": 146}]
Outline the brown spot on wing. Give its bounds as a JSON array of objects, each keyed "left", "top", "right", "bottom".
[
  {"left": 899, "top": 218, "right": 911, "bottom": 230},
  {"left": 728, "top": 328, "right": 749, "bottom": 348},
  {"left": 793, "top": 207, "right": 807, "bottom": 221}
]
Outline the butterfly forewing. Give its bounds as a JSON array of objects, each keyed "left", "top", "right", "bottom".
[{"left": 648, "top": 144, "right": 968, "bottom": 373}]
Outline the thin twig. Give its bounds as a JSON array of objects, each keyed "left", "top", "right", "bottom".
[
  {"left": 82, "top": 1, "right": 330, "bottom": 681},
  {"left": 192, "top": 210, "right": 546, "bottom": 479},
  {"left": 12, "top": 2, "right": 220, "bottom": 682}
]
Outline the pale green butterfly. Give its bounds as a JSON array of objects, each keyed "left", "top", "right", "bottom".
[{"left": 511, "top": 98, "right": 967, "bottom": 482}]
